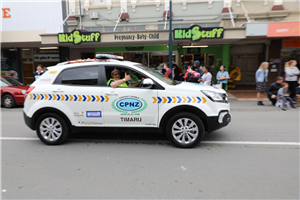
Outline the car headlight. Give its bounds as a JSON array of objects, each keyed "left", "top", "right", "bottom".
[
  {"left": 201, "top": 90, "right": 228, "bottom": 103},
  {"left": 21, "top": 90, "right": 26, "bottom": 95}
]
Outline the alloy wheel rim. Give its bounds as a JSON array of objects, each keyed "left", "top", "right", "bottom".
[
  {"left": 172, "top": 118, "right": 198, "bottom": 144},
  {"left": 4, "top": 97, "right": 12, "bottom": 107},
  {"left": 39, "top": 117, "right": 62, "bottom": 141}
]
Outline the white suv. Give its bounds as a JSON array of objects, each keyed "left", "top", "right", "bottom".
[{"left": 23, "top": 54, "right": 231, "bottom": 148}]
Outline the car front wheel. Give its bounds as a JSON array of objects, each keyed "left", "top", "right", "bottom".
[
  {"left": 166, "top": 112, "right": 204, "bottom": 148},
  {"left": 2, "top": 94, "right": 16, "bottom": 108},
  {"left": 36, "top": 113, "right": 69, "bottom": 145}
]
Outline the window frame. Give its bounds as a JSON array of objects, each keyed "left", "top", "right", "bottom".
[{"left": 102, "top": 64, "right": 164, "bottom": 90}]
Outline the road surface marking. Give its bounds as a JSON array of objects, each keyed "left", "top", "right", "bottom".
[{"left": 0, "top": 137, "right": 299, "bottom": 146}]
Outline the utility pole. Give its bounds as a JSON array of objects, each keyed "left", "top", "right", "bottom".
[{"left": 168, "top": 0, "right": 173, "bottom": 79}]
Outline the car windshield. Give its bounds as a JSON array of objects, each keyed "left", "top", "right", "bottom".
[
  {"left": 134, "top": 64, "right": 176, "bottom": 85},
  {"left": 1, "top": 77, "right": 23, "bottom": 87}
]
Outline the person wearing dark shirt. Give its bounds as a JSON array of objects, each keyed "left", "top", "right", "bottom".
[
  {"left": 173, "top": 63, "right": 183, "bottom": 81},
  {"left": 33, "top": 64, "right": 44, "bottom": 82},
  {"left": 266, "top": 76, "right": 284, "bottom": 106}
]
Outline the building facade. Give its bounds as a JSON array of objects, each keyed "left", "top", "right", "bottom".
[{"left": 1, "top": 0, "right": 300, "bottom": 86}]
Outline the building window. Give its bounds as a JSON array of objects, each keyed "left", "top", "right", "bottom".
[
  {"left": 126, "top": 26, "right": 145, "bottom": 31},
  {"left": 104, "top": 27, "right": 124, "bottom": 32},
  {"left": 158, "top": 24, "right": 167, "bottom": 30},
  {"left": 85, "top": 27, "right": 102, "bottom": 32}
]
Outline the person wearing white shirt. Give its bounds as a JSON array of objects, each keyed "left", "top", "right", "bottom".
[{"left": 198, "top": 65, "right": 212, "bottom": 85}]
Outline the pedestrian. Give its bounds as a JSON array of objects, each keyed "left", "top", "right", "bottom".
[
  {"left": 266, "top": 76, "right": 284, "bottom": 106},
  {"left": 193, "top": 60, "right": 204, "bottom": 78},
  {"left": 198, "top": 66, "right": 212, "bottom": 85},
  {"left": 284, "top": 60, "right": 300, "bottom": 100},
  {"left": 277, "top": 82, "right": 296, "bottom": 111},
  {"left": 163, "top": 63, "right": 172, "bottom": 79},
  {"left": 296, "top": 80, "right": 300, "bottom": 106},
  {"left": 216, "top": 65, "right": 229, "bottom": 90},
  {"left": 255, "top": 62, "right": 269, "bottom": 106},
  {"left": 33, "top": 64, "right": 44, "bottom": 82},
  {"left": 187, "top": 72, "right": 199, "bottom": 83},
  {"left": 173, "top": 63, "right": 183, "bottom": 81}
]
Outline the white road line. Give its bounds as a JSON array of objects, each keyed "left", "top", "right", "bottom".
[
  {"left": 0, "top": 137, "right": 39, "bottom": 141},
  {"left": 202, "top": 141, "right": 300, "bottom": 146},
  {"left": 0, "top": 137, "right": 299, "bottom": 146}
]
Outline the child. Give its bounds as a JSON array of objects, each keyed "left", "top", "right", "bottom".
[
  {"left": 277, "top": 82, "right": 296, "bottom": 111},
  {"left": 296, "top": 81, "right": 300, "bottom": 106}
]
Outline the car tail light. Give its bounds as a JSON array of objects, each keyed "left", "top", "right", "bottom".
[{"left": 25, "top": 86, "right": 35, "bottom": 99}]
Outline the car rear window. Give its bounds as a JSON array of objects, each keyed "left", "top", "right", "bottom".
[{"left": 1, "top": 77, "right": 23, "bottom": 87}]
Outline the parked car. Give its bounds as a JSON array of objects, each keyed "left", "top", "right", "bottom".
[
  {"left": 1, "top": 76, "right": 29, "bottom": 108},
  {"left": 23, "top": 54, "right": 230, "bottom": 148}
]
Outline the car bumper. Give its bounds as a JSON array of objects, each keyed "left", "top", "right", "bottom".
[
  {"left": 23, "top": 111, "right": 35, "bottom": 130},
  {"left": 206, "top": 110, "right": 231, "bottom": 133}
]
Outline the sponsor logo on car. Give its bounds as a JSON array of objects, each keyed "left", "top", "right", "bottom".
[
  {"left": 86, "top": 111, "right": 102, "bottom": 118},
  {"left": 112, "top": 96, "right": 147, "bottom": 113}
]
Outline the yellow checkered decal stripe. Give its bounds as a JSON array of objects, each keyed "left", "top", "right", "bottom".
[
  {"left": 152, "top": 96, "right": 206, "bottom": 104},
  {"left": 29, "top": 94, "right": 109, "bottom": 102}
]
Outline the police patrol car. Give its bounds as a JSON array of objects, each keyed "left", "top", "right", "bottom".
[{"left": 23, "top": 54, "right": 231, "bottom": 148}]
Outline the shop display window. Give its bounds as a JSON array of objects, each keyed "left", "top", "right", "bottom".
[{"left": 1, "top": 49, "right": 20, "bottom": 81}]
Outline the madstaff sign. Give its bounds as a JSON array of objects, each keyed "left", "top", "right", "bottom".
[
  {"left": 58, "top": 30, "right": 100, "bottom": 45},
  {"left": 173, "top": 25, "right": 224, "bottom": 42}
]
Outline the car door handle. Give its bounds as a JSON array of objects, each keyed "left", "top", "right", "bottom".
[
  {"left": 52, "top": 89, "right": 64, "bottom": 93},
  {"left": 105, "top": 92, "right": 118, "bottom": 96}
]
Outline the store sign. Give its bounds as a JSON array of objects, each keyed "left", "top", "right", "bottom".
[
  {"left": 283, "top": 38, "right": 300, "bottom": 48},
  {"left": 125, "top": 46, "right": 145, "bottom": 51},
  {"left": 187, "top": 48, "right": 201, "bottom": 54},
  {"left": 58, "top": 30, "right": 100, "bottom": 45},
  {"left": 173, "top": 25, "right": 224, "bottom": 42},
  {"left": 267, "top": 22, "right": 300, "bottom": 37},
  {"left": 114, "top": 33, "right": 159, "bottom": 41},
  {"left": 2, "top": 8, "right": 11, "bottom": 18},
  {"left": 33, "top": 54, "right": 59, "bottom": 62},
  {"left": 34, "top": 49, "right": 59, "bottom": 54}
]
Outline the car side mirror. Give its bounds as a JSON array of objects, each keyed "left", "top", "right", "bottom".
[{"left": 142, "top": 78, "right": 155, "bottom": 89}]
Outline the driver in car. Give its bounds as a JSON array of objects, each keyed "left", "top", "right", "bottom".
[{"left": 107, "top": 68, "right": 143, "bottom": 88}]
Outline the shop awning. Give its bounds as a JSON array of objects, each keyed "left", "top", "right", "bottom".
[{"left": 267, "top": 21, "right": 300, "bottom": 37}]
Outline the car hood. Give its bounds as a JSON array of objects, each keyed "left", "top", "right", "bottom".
[{"left": 174, "top": 82, "right": 226, "bottom": 93}]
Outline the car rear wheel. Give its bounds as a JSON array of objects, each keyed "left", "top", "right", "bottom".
[
  {"left": 36, "top": 113, "right": 69, "bottom": 145},
  {"left": 166, "top": 112, "right": 204, "bottom": 148},
  {"left": 2, "top": 94, "right": 16, "bottom": 108}
]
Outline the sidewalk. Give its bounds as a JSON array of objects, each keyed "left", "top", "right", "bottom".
[{"left": 227, "top": 86, "right": 268, "bottom": 101}]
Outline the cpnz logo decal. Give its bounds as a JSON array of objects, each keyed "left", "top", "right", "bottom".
[{"left": 112, "top": 96, "right": 147, "bottom": 113}]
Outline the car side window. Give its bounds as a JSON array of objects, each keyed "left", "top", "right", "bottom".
[
  {"left": 105, "top": 66, "right": 147, "bottom": 88},
  {"left": 60, "top": 67, "right": 98, "bottom": 85}
]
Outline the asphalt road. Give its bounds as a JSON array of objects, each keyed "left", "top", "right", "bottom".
[{"left": 1, "top": 100, "right": 299, "bottom": 199}]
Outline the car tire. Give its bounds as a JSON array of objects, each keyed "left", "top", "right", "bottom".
[
  {"left": 36, "top": 113, "right": 70, "bottom": 145},
  {"left": 2, "top": 94, "right": 16, "bottom": 108},
  {"left": 166, "top": 112, "right": 204, "bottom": 148}
]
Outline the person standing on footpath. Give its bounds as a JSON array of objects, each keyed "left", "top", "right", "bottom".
[
  {"left": 266, "top": 76, "right": 284, "bottom": 106},
  {"left": 198, "top": 66, "right": 212, "bottom": 85},
  {"left": 255, "top": 62, "right": 269, "bottom": 106},
  {"left": 163, "top": 63, "right": 172, "bottom": 79},
  {"left": 284, "top": 60, "right": 300, "bottom": 101},
  {"left": 33, "top": 64, "right": 44, "bottom": 82},
  {"left": 216, "top": 65, "right": 229, "bottom": 90},
  {"left": 173, "top": 63, "right": 183, "bottom": 81}
]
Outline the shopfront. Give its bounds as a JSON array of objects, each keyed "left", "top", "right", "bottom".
[{"left": 267, "top": 21, "right": 300, "bottom": 78}]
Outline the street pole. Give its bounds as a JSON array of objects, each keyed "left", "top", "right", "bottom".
[{"left": 168, "top": 0, "right": 173, "bottom": 79}]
